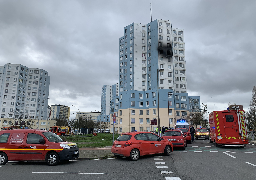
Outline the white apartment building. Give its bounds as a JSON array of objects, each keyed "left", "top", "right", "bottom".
[{"left": 0, "top": 63, "right": 50, "bottom": 120}]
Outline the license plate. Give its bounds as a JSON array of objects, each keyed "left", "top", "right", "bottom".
[
  {"left": 116, "top": 145, "right": 121, "bottom": 148},
  {"left": 74, "top": 151, "right": 78, "bottom": 154}
]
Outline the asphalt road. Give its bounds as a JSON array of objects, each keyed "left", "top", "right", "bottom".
[{"left": 1, "top": 140, "right": 256, "bottom": 180}]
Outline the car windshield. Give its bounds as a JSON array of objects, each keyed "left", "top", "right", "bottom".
[
  {"left": 164, "top": 131, "right": 181, "bottom": 136},
  {"left": 116, "top": 134, "right": 132, "bottom": 141},
  {"left": 176, "top": 125, "right": 189, "bottom": 129},
  {"left": 42, "top": 132, "right": 64, "bottom": 142},
  {"left": 197, "top": 129, "right": 208, "bottom": 132},
  {"left": 178, "top": 129, "right": 188, "bottom": 133}
]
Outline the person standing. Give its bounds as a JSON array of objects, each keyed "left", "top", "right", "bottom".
[
  {"left": 162, "top": 126, "right": 165, "bottom": 135},
  {"left": 190, "top": 126, "right": 195, "bottom": 142}
]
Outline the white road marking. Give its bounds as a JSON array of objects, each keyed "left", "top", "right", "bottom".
[
  {"left": 154, "top": 158, "right": 163, "bottom": 160},
  {"left": 107, "top": 158, "right": 115, "bottom": 159},
  {"left": 210, "top": 151, "right": 218, "bottom": 152},
  {"left": 223, "top": 152, "right": 236, "bottom": 158},
  {"left": 161, "top": 171, "right": 173, "bottom": 174},
  {"left": 165, "top": 177, "right": 181, "bottom": 180},
  {"left": 69, "top": 160, "right": 78, "bottom": 161},
  {"left": 245, "top": 152, "right": 253, "bottom": 153},
  {"left": 32, "top": 172, "right": 65, "bottom": 174},
  {"left": 246, "top": 162, "right": 256, "bottom": 167},
  {"left": 192, "top": 146, "right": 198, "bottom": 147},
  {"left": 93, "top": 159, "right": 100, "bottom": 160},
  {"left": 78, "top": 173, "right": 105, "bottom": 175},
  {"left": 155, "top": 156, "right": 163, "bottom": 157},
  {"left": 205, "top": 146, "right": 211, "bottom": 147},
  {"left": 32, "top": 172, "right": 104, "bottom": 174},
  {"left": 194, "top": 151, "right": 202, "bottom": 153},
  {"left": 0, "top": 166, "right": 2, "bottom": 168},
  {"left": 156, "top": 166, "right": 168, "bottom": 168},
  {"left": 225, "top": 151, "right": 231, "bottom": 152},
  {"left": 182, "top": 151, "right": 187, "bottom": 152},
  {"left": 155, "top": 162, "right": 165, "bottom": 164},
  {"left": 231, "top": 152, "right": 236, "bottom": 154},
  {"left": 252, "top": 144, "right": 255, "bottom": 145}
]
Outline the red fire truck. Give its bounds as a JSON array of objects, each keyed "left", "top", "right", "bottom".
[{"left": 209, "top": 106, "right": 248, "bottom": 147}]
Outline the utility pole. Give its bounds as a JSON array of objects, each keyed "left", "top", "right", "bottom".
[{"left": 157, "top": 69, "right": 160, "bottom": 136}]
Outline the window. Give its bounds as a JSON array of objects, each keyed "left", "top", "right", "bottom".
[
  {"left": 0, "top": 133, "right": 10, "bottom": 143},
  {"left": 131, "top": 118, "right": 135, "bottom": 124},
  {"left": 140, "top": 127, "right": 144, "bottom": 131},
  {"left": 168, "top": 109, "right": 172, "bottom": 115},
  {"left": 153, "top": 100, "right": 156, "bottom": 106},
  {"left": 226, "top": 115, "right": 234, "bottom": 122},
  {"left": 26, "top": 133, "right": 44, "bottom": 144},
  {"left": 146, "top": 110, "right": 149, "bottom": 115},
  {"left": 131, "top": 101, "right": 135, "bottom": 107},
  {"left": 168, "top": 72, "right": 172, "bottom": 77},
  {"left": 120, "top": 118, "right": 122, "bottom": 124},
  {"left": 146, "top": 118, "right": 150, "bottom": 124},
  {"left": 135, "top": 133, "right": 147, "bottom": 140},
  {"left": 119, "top": 127, "right": 122, "bottom": 133},
  {"left": 139, "top": 102, "right": 143, "bottom": 107},
  {"left": 160, "top": 79, "right": 164, "bottom": 84},
  {"left": 131, "top": 110, "right": 135, "bottom": 115},
  {"left": 153, "top": 109, "right": 156, "bottom": 115},
  {"left": 140, "top": 118, "right": 143, "bottom": 124},
  {"left": 119, "top": 110, "right": 122, "bottom": 116},
  {"left": 131, "top": 93, "right": 135, "bottom": 98},
  {"left": 139, "top": 110, "right": 143, "bottom": 115},
  {"left": 147, "top": 133, "right": 159, "bottom": 141}
]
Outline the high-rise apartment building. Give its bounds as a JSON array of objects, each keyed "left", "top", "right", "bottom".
[
  {"left": 119, "top": 20, "right": 186, "bottom": 93},
  {"left": 50, "top": 104, "right": 70, "bottom": 120},
  {"left": 99, "top": 19, "right": 200, "bottom": 133},
  {"left": 0, "top": 63, "right": 50, "bottom": 120}
]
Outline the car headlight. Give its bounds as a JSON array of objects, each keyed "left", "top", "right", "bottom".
[{"left": 60, "top": 144, "right": 71, "bottom": 149}]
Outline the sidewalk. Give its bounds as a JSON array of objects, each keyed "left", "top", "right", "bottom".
[{"left": 79, "top": 146, "right": 113, "bottom": 159}]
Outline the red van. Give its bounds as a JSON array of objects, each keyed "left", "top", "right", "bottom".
[{"left": 0, "top": 129, "right": 79, "bottom": 166}]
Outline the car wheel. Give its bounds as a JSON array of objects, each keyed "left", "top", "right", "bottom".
[
  {"left": 0, "top": 152, "right": 8, "bottom": 165},
  {"left": 164, "top": 146, "right": 171, "bottom": 156},
  {"left": 46, "top": 152, "right": 59, "bottom": 166},
  {"left": 130, "top": 149, "right": 140, "bottom": 161}
]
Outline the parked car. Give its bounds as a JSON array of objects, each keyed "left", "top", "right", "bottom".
[
  {"left": 104, "top": 129, "right": 110, "bottom": 133},
  {"left": 195, "top": 128, "right": 209, "bottom": 140},
  {"left": 162, "top": 129, "right": 187, "bottom": 149},
  {"left": 111, "top": 132, "right": 173, "bottom": 161},
  {"left": 176, "top": 128, "right": 192, "bottom": 144},
  {"left": 0, "top": 129, "right": 79, "bottom": 166}
]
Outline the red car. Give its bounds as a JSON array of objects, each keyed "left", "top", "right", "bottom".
[
  {"left": 162, "top": 130, "right": 187, "bottom": 150},
  {"left": 177, "top": 128, "right": 192, "bottom": 144},
  {"left": 111, "top": 132, "right": 173, "bottom": 161},
  {"left": 0, "top": 129, "right": 79, "bottom": 166}
]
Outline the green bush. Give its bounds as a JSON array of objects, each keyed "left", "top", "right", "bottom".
[{"left": 61, "top": 133, "right": 120, "bottom": 148}]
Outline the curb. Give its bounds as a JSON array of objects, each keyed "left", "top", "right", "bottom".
[{"left": 78, "top": 147, "right": 113, "bottom": 159}]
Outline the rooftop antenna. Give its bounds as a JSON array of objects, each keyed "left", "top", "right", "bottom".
[{"left": 150, "top": 3, "right": 152, "bottom": 22}]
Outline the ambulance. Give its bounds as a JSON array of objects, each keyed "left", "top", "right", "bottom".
[{"left": 209, "top": 106, "right": 248, "bottom": 147}]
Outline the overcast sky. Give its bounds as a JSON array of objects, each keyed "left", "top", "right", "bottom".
[{"left": 0, "top": 0, "right": 255, "bottom": 119}]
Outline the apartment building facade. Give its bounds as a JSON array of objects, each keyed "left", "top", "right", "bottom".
[
  {"left": 100, "top": 19, "right": 200, "bottom": 133},
  {"left": 0, "top": 63, "right": 50, "bottom": 120},
  {"left": 50, "top": 104, "right": 70, "bottom": 121}
]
